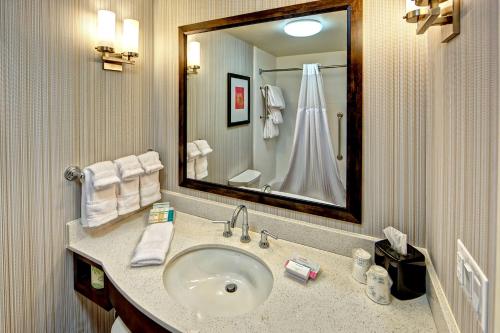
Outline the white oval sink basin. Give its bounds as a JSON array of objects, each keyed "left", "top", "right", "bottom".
[{"left": 163, "top": 245, "right": 273, "bottom": 317}]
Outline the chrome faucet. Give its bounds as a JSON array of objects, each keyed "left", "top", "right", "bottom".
[
  {"left": 259, "top": 229, "right": 278, "bottom": 249},
  {"left": 231, "top": 205, "right": 250, "bottom": 243}
]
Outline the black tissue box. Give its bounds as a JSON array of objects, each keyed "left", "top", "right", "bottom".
[{"left": 374, "top": 239, "right": 426, "bottom": 300}]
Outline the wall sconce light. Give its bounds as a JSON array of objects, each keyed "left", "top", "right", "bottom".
[
  {"left": 187, "top": 41, "right": 201, "bottom": 74},
  {"left": 95, "top": 10, "right": 139, "bottom": 72},
  {"left": 404, "top": 0, "right": 460, "bottom": 43}
]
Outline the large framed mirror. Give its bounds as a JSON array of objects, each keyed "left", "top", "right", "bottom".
[{"left": 179, "top": 0, "right": 362, "bottom": 223}]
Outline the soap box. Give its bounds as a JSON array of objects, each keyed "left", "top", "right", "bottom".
[{"left": 374, "top": 239, "right": 426, "bottom": 300}]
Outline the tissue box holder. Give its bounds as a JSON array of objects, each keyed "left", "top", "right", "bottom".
[{"left": 374, "top": 239, "right": 426, "bottom": 300}]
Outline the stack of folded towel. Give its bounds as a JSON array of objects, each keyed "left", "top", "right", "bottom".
[
  {"left": 130, "top": 222, "right": 174, "bottom": 267},
  {"left": 81, "top": 161, "right": 121, "bottom": 228},
  {"left": 262, "top": 85, "right": 286, "bottom": 139},
  {"left": 114, "top": 155, "right": 144, "bottom": 215},
  {"left": 137, "top": 151, "right": 164, "bottom": 206},
  {"left": 186, "top": 140, "right": 213, "bottom": 180}
]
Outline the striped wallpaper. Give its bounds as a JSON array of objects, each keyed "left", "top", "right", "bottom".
[
  {"left": 426, "top": 0, "right": 499, "bottom": 331},
  {"left": 1, "top": 0, "right": 497, "bottom": 332},
  {"left": 1, "top": 0, "right": 154, "bottom": 332}
]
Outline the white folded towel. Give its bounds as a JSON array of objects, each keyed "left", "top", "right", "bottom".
[
  {"left": 81, "top": 162, "right": 120, "bottom": 228},
  {"left": 86, "top": 161, "right": 121, "bottom": 190},
  {"left": 137, "top": 151, "right": 164, "bottom": 174},
  {"left": 130, "top": 223, "right": 174, "bottom": 267},
  {"left": 114, "top": 155, "right": 144, "bottom": 181},
  {"left": 140, "top": 172, "right": 161, "bottom": 206},
  {"left": 193, "top": 140, "right": 213, "bottom": 156},
  {"left": 270, "top": 108, "right": 283, "bottom": 124},
  {"left": 187, "top": 142, "right": 202, "bottom": 160},
  {"left": 263, "top": 85, "right": 286, "bottom": 109},
  {"left": 195, "top": 156, "right": 208, "bottom": 180},
  {"left": 114, "top": 156, "right": 143, "bottom": 216},
  {"left": 187, "top": 159, "right": 195, "bottom": 179},
  {"left": 263, "top": 117, "right": 279, "bottom": 139},
  {"left": 137, "top": 151, "right": 162, "bottom": 206}
]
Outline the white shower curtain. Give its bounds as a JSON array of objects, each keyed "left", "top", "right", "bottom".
[{"left": 280, "top": 64, "right": 346, "bottom": 206}]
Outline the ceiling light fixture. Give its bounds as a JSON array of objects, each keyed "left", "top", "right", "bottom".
[{"left": 284, "top": 19, "right": 322, "bottom": 37}]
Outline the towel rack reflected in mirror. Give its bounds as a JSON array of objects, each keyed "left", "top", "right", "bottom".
[
  {"left": 337, "top": 113, "right": 343, "bottom": 161},
  {"left": 259, "top": 86, "right": 270, "bottom": 120}
]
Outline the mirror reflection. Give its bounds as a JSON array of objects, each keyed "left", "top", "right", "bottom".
[{"left": 186, "top": 10, "right": 348, "bottom": 207}]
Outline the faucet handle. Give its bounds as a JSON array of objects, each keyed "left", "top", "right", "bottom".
[
  {"left": 212, "top": 220, "right": 232, "bottom": 238},
  {"left": 259, "top": 229, "right": 278, "bottom": 249}
]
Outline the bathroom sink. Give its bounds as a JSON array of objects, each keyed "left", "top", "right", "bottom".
[{"left": 163, "top": 245, "right": 273, "bottom": 317}]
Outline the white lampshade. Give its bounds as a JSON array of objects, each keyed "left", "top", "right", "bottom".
[
  {"left": 122, "top": 19, "right": 139, "bottom": 54},
  {"left": 406, "top": 0, "right": 420, "bottom": 13},
  {"left": 187, "top": 41, "right": 201, "bottom": 68},
  {"left": 96, "top": 10, "right": 116, "bottom": 48}
]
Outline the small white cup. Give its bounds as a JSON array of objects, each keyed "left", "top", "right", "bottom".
[
  {"left": 366, "top": 265, "right": 393, "bottom": 305},
  {"left": 352, "top": 248, "right": 372, "bottom": 284}
]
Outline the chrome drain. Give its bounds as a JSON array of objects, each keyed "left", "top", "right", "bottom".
[{"left": 225, "top": 283, "right": 237, "bottom": 293}]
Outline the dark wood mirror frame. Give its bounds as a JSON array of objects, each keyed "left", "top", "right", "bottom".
[{"left": 178, "top": 0, "right": 362, "bottom": 223}]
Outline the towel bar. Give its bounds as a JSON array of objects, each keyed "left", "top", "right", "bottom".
[
  {"left": 64, "top": 166, "right": 85, "bottom": 183},
  {"left": 64, "top": 149, "right": 156, "bottom": 183},
  {"left": 259, "top": 86, "right": 270, "bottom": 120}
]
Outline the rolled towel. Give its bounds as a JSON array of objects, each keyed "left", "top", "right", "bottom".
[
  {"left": 187, "top": 142, "right": 202, "bottom": 160},
  {"left": 193, "top": 140, "right": 213, "bottom": 156},
  {"left": 114, "top": 155, "right": 144, "bottom": 181},
  {"left": 130, "top": 223, "right": 174, "bottom": 267},
  {"left": 86, "top": 161, "right": 120, "bottom": 190},
  {"left": 137, "top": 151, "right": 164, "bottom": 174},
  {"left": 81, "top": 162, "right": 119, "bottom": 228},
  {"left": 194, "top": 156, "right": 208, "bottom": 180}
]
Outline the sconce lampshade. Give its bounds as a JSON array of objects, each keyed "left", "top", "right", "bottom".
[
  {"left": 96, "top": 10, "right": 116, "bottom": 49},
  {"left": 187, "top": 41, "right": 201, "bottom": 68},
  {"left": 122, "top": 19, "right": 139, "bottom": 55}
]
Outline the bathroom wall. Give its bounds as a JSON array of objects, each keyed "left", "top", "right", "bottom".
[
  {"left": 252, "top": 46, "right": 277, "bottom": 185},
  {"left": 186, "top": 31, "right": 253, "bottom": 184},
  {"left": 0, "top": 0, "right": 154, "bottom": 332},
  {"left": 154, "top": 0, "right": 428, "bottom": 244},
  {"left": 274, "top": 51, "right": 347, "bottom": 186},
  {"left": 426, "top": 0, "right": 499, "bottom": 331}
]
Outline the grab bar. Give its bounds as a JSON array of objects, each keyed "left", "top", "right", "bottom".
[{"left": 337, "top": 113, "right": 343, "bottom": 161}]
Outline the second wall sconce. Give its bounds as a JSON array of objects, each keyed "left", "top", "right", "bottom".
[
  {"left": 95, "top": 10, "right": 139, "bottom": 71},
  {"left": 187, "top": 41, "right": 201, "bottom": 74},
  {"left": 404, "top": 0, "right": 460, "bottom": 43}
]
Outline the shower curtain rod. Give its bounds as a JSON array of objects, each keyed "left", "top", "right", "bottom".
[{"left": 259, "top": 64, "right": 346, "bottom": 75}]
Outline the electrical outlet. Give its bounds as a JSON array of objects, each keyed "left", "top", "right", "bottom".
[{"left": 457, "top": 239, "right": 488, "bottom": 332}]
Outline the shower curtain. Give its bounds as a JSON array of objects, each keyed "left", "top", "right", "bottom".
[{"left": 280, "top": 64, "right": 346, "bottom": 206}]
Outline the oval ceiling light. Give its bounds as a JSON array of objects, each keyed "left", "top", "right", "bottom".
[{"left": 284, "top": 19, "right": 322, "bottom": 37}]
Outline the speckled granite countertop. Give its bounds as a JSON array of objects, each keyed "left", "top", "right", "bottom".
[{"left": 67, "top": 211, "right": 437, "bottom": 333}]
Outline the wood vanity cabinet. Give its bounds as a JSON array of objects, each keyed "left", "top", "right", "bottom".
[
  {"left": 73, "top": 253, "right": 113, "bottom": 311},
  {"left": 72, "top": 253, "right": 172, "bottom": 333}
]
